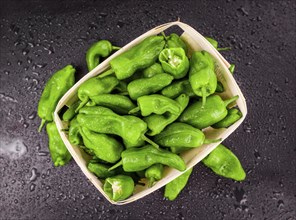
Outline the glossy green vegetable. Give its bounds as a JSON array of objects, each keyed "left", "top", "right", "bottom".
[
  {"left": 109, "top": 35, "right": 165, "bottom": 80},
  {"left": 46, "top": 122, "right": 72, "bottom": 167},
  {"left": 189, "top": 51, "right": 217, "bottom": 107},
  {"left": 80, "top": 126, "right": 123, "bottom": 163},
  {"left": 212, "top": 108, "right": 242, "bottom": 128},
  {"left": 68, "top": 117, "right": 82, "bottom": 145},
  {"left": 127, "top": 73, "right": 173, "bottom": 100},
  {"left": 104, "top": 175, "right": 134, "bottom": 201},
  {"left": 86, "top": 40, "right": 120, "bottom": 71},
  {"left": 215, "top": 81, "right": 224, "bottom": 93},
  {"left": 77, "top": 106, "right": 157, "bottom": 148},
  {"left": 165, "top": 33, "right": 188, "bottom": 54},
  {"left": 62, "top": 101, "right": 80, "bottom": 121},
  {"left": 229, "top": 64, "right": 235, "bottom": 74},
  {"left": 87, "top": 161, "right": 117, "bottom": 179},
  {"left": 38, "top": 65, "right": 75, "bottom": 131},
  {"left": 159, "top": 48, "right": 189, "bottom": 79},
  {"left": 154, "top": 122, "right": 220, "bottom": 148},
  {"left": 164, "top": 168, "right": 193, "bottom": 201},
  {"left": 142, "top": 63, "right": 163, "bottom": 78},
  {"left": 179, "top": 95, "right": 239, "bottom": 129},
  {"left": 205, "top": 37, "right": 231, "bottom": 51},
  {"left": 109, "top": 145, "right": 186, "bottom": 172},
  {"left": 87, "top": 94, "right": 136, "bottom": 114},
  {"left": 161, "top": 79, "right": 195, "bottom": 99},
  {"left": 202, "top": 144, "right": 246, "bottom": 181},
  {"left": 145, "top": 164, "right": 164, "bottom": 187},
  {"left": 76, "top": 75, "right": 119, "bottom": 112}
]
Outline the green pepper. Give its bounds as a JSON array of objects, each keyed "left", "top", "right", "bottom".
[
  {"left": 159, "top": 48, "right": 189, "bottom": 79},
  {"left": 179, "top": 95, "right": 239, "bottom": 129},
  {"left": 68, "top": 117, "right": 82, "bottom": 145},
  {"left": 46, "top": 122, "right": 72, "bottom": 167},
  {"left": 161, "top": 79, "right": 195, "bottom": 99},
  {"left": 80, "top": 126, "right": 123, "bottom": 163},
  {"left": 164, "top": 168, "right": 193, "bottom": 201},
  {"left": 212, "top": 108, "right": 243, "bottom": 128},
  {"left": 62, "top": 101, "right": 80, "bottom": 121},
  {"left": 87, "top": 161, "right": 117, "bottom": 179},
  {"left": 229, "top": 64, "right": 235, "bottom": 74},
  {"left": 145, "top": 164, "right": 164, "bottom": 187},
  {"left": 154, "top": 122, "right": 220, "bottom": 148},
  {"left": 113, "top": 81, "right": 128, "bottom": 94},
  {"left": 103, "top": 175, "right": 134, "bottom": 201},
  {"left": 170, "top": 146, "right": 190, "bottom": 154},
  {"left": 127, "top": 73, "right": 173, "bottom": 100},
  {"left": 215, "top": 81, "right": 224, "bottom": 93},
  {"left": 109, "top": 35, "right": 165, "bottom": 80},
  {"left": 202, "top": 144, "right": 246, "bottom": 181},
  {"left": 189, "top": 51, "right": 217, "bottom": 107},
  {"left": 75, "top": 75, "right": 119, "bottom": 112},
  {"left": 109, "top": 145, "right": 186, "bottom": 172},
  {"left": 164, "top": 33, "right": 188, "bottom": 54},
  {"left": 77, "top": 106, "right": 157, "bottom": 148},
  {"left": 205, "top": 37, "right": 231, "bottom": 51},
  {"left": 86, "top": 40, "right": 120, "bottom": 71},
  {"left": 38, "top": 65, "right": 75, "bottom": 131},
  {"left": 144, "top": 94, "right": 189, "bottom": 136},
  {"left": 142, "top": 63, "right": 163, "bottom": 78},
  {"left": 86, "top": 94, "right": 136, "bottom": 114}
]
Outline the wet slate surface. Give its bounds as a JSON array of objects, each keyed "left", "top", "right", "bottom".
[{"left": 0, "top": 0, "right": 295, "bottom": 219}]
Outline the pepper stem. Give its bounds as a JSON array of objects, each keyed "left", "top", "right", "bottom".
[
  {"left": 148, "top": 177, "right": 155, "bottom": 188},
  {"left": 223, "top": 95, "right": 239, "bottom": 107},
  {"left": 38, "top": 119, "right": 46, "bottom": 132},
  {"left": 204, "top": 138, "right": 222, "bottom": 144},
  {"left": 217, "top": 47, "right": 231, "bottom": 51},
  {"left": 112, "top": 46, "right": 121, "bottom": 50},
  {"left": 98, "top": 69, "right": 114, "bottom": 78},
  {"left": 108, "top": 160, "right": 123, "bottom": 171},
  {"left": 142, "top": 135, "right": 159, "bottom": 148},
  {"left": 161, "top": 31, "right": 168, "bottom": 40},
  {"left": 75, "top": 99, "right": 88, "bottom": 113},
  {"left": 201, "top": 87, "right": 207, "bottom": 108},
  {"left": 128, "top": 107, "right": 140, "bottom": 114}
]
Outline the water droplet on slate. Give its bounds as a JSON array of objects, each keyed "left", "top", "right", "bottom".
[{"left": 30, "top": 183, "right": 36, "bottom": 192}]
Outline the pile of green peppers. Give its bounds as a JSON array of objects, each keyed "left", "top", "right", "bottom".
[{"left": 37, "top": 33, "right": 245, "bottom": 202}]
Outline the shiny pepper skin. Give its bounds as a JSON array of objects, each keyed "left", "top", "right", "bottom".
[
  {"left": 142, "top": 63, "right": 163, "bottom": 78},
  {"left": 87, "top": 161, "right": 117, "bottom": 179},
  {"left": 161, "top": 79, "right": 195, "bottom": 99},
  {"left": 165, "top": 33, "right": 188, "bottom": 54},
  {"left": 179, "top": 95, "right": 239, "bottom": 129},
  {"left": 38, "top": 65, "right": 76, "bottom": 131},
  {"left": 68, "top": 117, "right": 82, "bottom": 146},
  {"left": 46, "top": 122, "right": 72, "bottom": 167},
  {"left": 62, "top": 101, "right": 80, "bottom": 121},
  {"left": 212, "top": 108, "right": 243, "bottom": 128},
  {"left": 202, "top": 144, "right": 246, "bottom": 181},
  {"left": 110, "top": 35, "right": 165, "bottom": 80},
  {"left": 145, "top": 164, "right": 164, "bottom": 187}
]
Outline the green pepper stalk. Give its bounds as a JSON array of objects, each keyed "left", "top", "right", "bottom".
[
  {"left": 38, "top": 65, "right": 76, "bottom": 131},
  {"left": 154, "top": 122, "right": 221, "bottom": 149},
  {"left": 212, "top": 108, "right": 243, "bottom": 128},
  {"left": 145, "top": 164, "right": 164, "bottom": 187},
  {"left": 87, "top": 162, "right": 117, "bottom": 179},
  {"left": 162, "top": 32, "right": 188, "bottom": 54},
  {"left": 142, "top": 63, "right": 163, "bottom": 78},
  {"left": 86, "top": 40, "right": 121, "bottom": 71},
  {"left": 108, "top": 145, "right": 186, "bottom": 172},
  {"left": 179, "top": 95, "right": 239, "bottom": 129},
  {"left": 202, "top": 144, "right": 246, "bottom": 181},
  {"left": 62, "top": 101, "right": 80, "bottom": 121},
  {"left": 164, "top": 168, "right": 193, "bottom": 201},
  {"left": 46, "top": 122, "right": 72, "bottom": 167},
  {"left": 161, "top": 79, "right": 195, "bottom": 99},
  {"left": 159, "top": 48, "right": 189, "bottom": 79},
  {"left": 103, "top": 175, "right": 134, "bottom": 202},
  {"left": 205, "top": 37, "right": 231, "bottom": 51}
]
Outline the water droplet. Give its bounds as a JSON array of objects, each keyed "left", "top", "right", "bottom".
[
  {"left": 277, "top": 200, "right": 284, "bottom": 209},
  {"left": 29, "top": 168, "right": 40, "bottom": 182},
  {"left": 14, "top": 199, "right": 18, "bottom": 204},
  {"left": 254, "top": 150, "right": 261, "bottom": 159},
  {"left": 22, "top": 49, "right": 29, "bottom": 55},
  {"left": 37, "top": 151, "right": 49, "bottom": 156},
  {"left": 30, "top": 183, "right": 36, "bottom": 192},
  {"left": 117, "top": 21, "right": 125, "bottom": 28},
  {"left": 28, "top": 112, "right": 36, "bottom": 120},
  {"left": 17, "top": 60, "right": 22, "bottom": 65}
]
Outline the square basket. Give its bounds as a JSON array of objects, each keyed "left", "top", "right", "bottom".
[{"left": 53, "top": 21, "right": 247, "bottom": 205}]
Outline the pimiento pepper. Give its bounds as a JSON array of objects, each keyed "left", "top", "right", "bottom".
[
  {"left": 109, "top": 35, "right": 165, "bottom": 80},
  {"left": 86, "top": 94, "right": 136, "bottom": 115},
  {"left": 38, "top": 65, "right": 75, "bottom": 131},
  {"left": 145, "top": 164, "right": 164, "bottom": 187},
  {"left": 170, "top": 146, "right": 190, "bottom": 154},
  {"left": 103, "top": 175, "right": 134, "bottom": 201},
  {"left": 205, "top": 37, "right": 231, "bottom": 51},
  {"left": 164, "top": 168, "right": 193, "bottom": 201},
  {"left": 179, "top": 95, "right": 239, "bottom": 129},
  {"left": 80, "top": 126, "right": 123, "bottom": 163},
  {"left": 62, "top": 101, "right": 80, "bottom": 121},
  {"left": 161, "top": 79, "right": 195, "bottom": 99},
  {"left": 127, "top": 73, "right": 174, "bottom": 100},
  {"left": 212, "top": 108, "right": 243, "bottom": 128},
  {"left": 144, "top": 94, "right": 189, "bottom": 136},
  {"left": 154, "top": 122, "right": 220, "bottom": 148},
  {"left": 189, "top": 51, "right": 217, "bottom": 107},
  {"left": 202, "top": 144, "right": 246, "bottom": 181},
  {"left": 113, "top": 81, "right": 128, "bottom": 94},
  {"left": 86, "top": 40, "right": 120, "bottom": 71},
  {"left": 46, "top": 122, "right": 72, "bottom": 167},
  {"left": 87, "top": 161, "right": 117, "bottom": 179},
  {"left": 77, "top": 106, "right": 157, "bottom": 148},
  {"left": 229, "top": 64, "right": 235, "bottom": 74},
  {"left": 109, "top": 145, "right": 186, "bottom": 172},
  {"left": 159, "top": 48, "right": 189, "bottom": 79},
  {"left": 165, "top": 33, "right": 188, "bottom": 54},
  {"left": 142, "top": 63, "right": 163, "bottom": 78},
  {"left": 215, "top": 81, "right": 224, "bottom": 93},
  {"left": 76, "top": 75, "right": 119, "bottom": 112},
  {"left": 68, "top": 117, "right": 82, "bottom": 146}
]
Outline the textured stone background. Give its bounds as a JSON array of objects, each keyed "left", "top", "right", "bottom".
[{"left": 0, "top": 0, "right": 295, "bottom": 219}]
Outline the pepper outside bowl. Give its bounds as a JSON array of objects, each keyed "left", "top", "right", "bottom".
[{"left": 53, "top": 21, "right": 247, "bottom": 205}]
